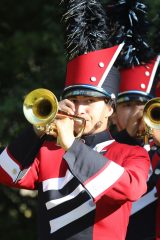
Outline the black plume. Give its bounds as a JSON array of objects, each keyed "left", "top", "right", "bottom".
[
  {"left": 62, "top": 0, "right": 112, "bottom": 60},
  {"left": 105, "top": 0, "right": 156, "bottom": 68}
]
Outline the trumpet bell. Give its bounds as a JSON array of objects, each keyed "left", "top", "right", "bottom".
[
  {"left": 23, "top": 88, "right": 58, "bottom": 126},
  {"left": 23, "top": 88, "right": 86, "bottom": 138},
  {"left": 143, "top": 97, "right": 160, "bottom": 130}
]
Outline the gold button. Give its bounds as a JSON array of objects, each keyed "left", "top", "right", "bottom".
[{"left": 12, "top": 168, "right": 17, "bottom": 175}]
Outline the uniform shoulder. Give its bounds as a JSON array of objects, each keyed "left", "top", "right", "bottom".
[{"left": 109, "top": 140, "right": 148, "bottom": 154}]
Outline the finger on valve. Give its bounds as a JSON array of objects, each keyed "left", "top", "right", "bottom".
[{"left": 45, "top": 123, "right": 57, "bottom": 137}]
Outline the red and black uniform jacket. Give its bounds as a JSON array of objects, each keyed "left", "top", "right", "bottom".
[
  {"left": 0, "top": 127, "right": 150, "bottom": 240},
  {"left": 151, "top": 149, "right": 160, "bottom": 240},
  {"left": 114, "top": 129, "right": 160, "bottom": 240}
]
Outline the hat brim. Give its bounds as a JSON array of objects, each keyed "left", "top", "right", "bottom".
[
  {"left": 62, "top": 85, "right": 112, "bottom": 99},
  {"left": 117, "top": 92, "right": 152, "bottom": 104}
]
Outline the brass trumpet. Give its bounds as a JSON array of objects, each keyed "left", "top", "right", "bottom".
[
  {"left": 140, "top": 97, "right": 160, "bottom": 145},
  {"left": 23, "top": 88, "right": 86, "bottom": 137},
  {"left": 143, "top": 97, "right": 160, "bottom": 130}
]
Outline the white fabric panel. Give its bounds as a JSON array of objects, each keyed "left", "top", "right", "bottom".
[
  {"left": 43, "top": 169, "right": 74, "bottom": 192},
  {"left": 49, "top": 200, "right": 96, "bottom": 233},
  {"left": 85, "top": 161, "right": 124, "bottom": 198},
  {"left": 46, "top": 184, "right": 85, "bottom": 210},
  {"left": 0, "top": 148, "right": 21, "bottom": 182},
  {"left": 131, "top": 187, "right": 158, "bottom": 215},
  {"left": 93, "top": 140, "right": 115, "bottom": 152},
  {"left": 98, "top": 42, "right": 125, "bottom": 88}
]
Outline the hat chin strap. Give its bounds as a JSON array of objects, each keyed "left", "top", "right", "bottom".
[
  {"left": 95, "top": 121, "right": 103, "bottom": 129},
  {"left": 86, "top": 120, "right": 104, "bottom": 136}
]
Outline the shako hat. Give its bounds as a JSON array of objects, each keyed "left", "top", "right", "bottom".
[
  {"left": 61, "top": 0, "right": 124, "bottom": 100},
  {"left": 118, "top": 56, "right": 160, "bottom": 103},
  {"left": 104, "top": 0, "right": 159, "bottom": 103}
]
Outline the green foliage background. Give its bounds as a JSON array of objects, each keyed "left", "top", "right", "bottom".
[
  {"left": 0, "top": 0, "right": 66, "bottom": 146},
  {"left": 0, "top": 0, "right": 159, "bottom": 239}
]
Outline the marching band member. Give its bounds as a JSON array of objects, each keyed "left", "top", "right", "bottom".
[
  {"left": 0, "top": 0, "right": 151, "bottom": 239},
  {"left": 105, "top": 1, "right": 160, "bottom": 238},
  {"left": 111, "top": 57, "right": 160, "bottom": 240}
]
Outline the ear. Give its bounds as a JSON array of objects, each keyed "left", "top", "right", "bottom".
[{"left": 107, "top": 105, "right": 114, "bottom": 118}]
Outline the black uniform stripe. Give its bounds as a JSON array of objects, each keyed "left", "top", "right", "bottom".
[
  {"left": 47, "top": 191, "right": 91, "bottom": 219},
  {"left": 8, "top": 126, "right": 45, "bottom": 168},
  {"left": 42, "top": 177, "right": 82, "bottom": 202},
  {"left": 50, "top": 210, "right": 95, "bottom": 240}
]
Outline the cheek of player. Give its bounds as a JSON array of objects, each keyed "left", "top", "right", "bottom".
[
  {"left": 70, "top": 96, "right": 113, "bottom": 135},
  {"left": 113, "top": 102, "right": 144, "bottom": 131},
  {"left": 113, "top": 102, "right": 133, "bottom": 131}
]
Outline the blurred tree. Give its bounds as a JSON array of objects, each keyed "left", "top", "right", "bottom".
[
  {"left": 142, "top": 0, "right": 160, "bottom": 53},
  {"left": 0, "top": 186, "right": 38, "bottom": 240},
  {"left": 0, "top": 0, "right": 66, "bottom": 145},
  {"left": 0, "top": 1, "right": 66, "bottom": 239}
]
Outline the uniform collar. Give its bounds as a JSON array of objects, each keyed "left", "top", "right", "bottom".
[{"left": 81, "top": 130, "right": 113, "bottom": 148}]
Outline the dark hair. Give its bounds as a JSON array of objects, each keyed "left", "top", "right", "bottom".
[{"left": 105, "top": 98, "right": 116, "bottom": 112}]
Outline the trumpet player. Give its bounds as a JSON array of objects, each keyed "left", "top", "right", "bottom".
[
  {"left": 2, "top": 44, "right": 154, "bottom": 240},
  {"left": 0, "top": 58, "right": 151, "bottom": 240},
  {"left": 111, "top": 56, "right": 160, "bottom": 240},
  {"left": 0, "top": 0, "right": 151, "bottom": 239},
  {"left": 145, "top": 98, "right": 160, "bottom": 240}
]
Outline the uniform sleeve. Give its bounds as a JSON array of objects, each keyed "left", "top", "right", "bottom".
[
  {"left": 0, "top": 126, "right": 44, "bottom": 189},
  {"left": 63, "top": 139, "right": 150, "bottom": 202}
]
